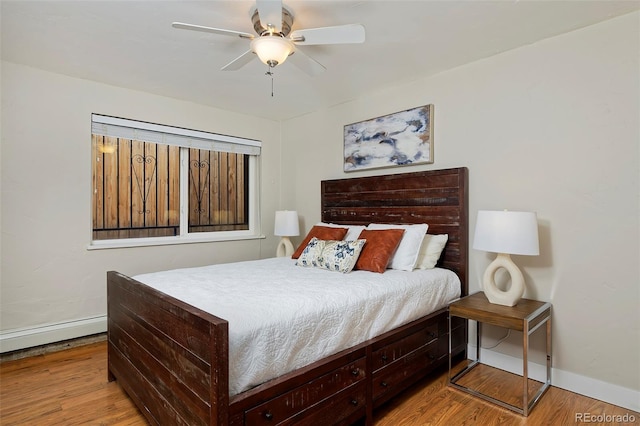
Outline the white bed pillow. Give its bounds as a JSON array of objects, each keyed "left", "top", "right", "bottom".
[
  {"left": 366, "top": 223, "right": 428, "bottom": 271},
  {"left": 296, "top": 237, "right": 366, "bottom": 273},
  {"left": 415, "top": 234, "right": 449, "bottom": 269},
  {"left": 316, "top": 222, "right": 367, "bottom": 241}
]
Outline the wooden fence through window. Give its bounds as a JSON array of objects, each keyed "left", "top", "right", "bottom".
[{"left": 92, "top": 135, "right": 249, "bottom": 240}]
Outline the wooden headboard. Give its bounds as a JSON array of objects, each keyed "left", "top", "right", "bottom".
[{"left": 321, "top": 167, "right": 468, "bottom": 296}]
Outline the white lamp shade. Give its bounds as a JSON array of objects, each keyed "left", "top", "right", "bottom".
[
  {"left": 473, "top": 210, "right": 539, "bottom": 256},
  {"left": 274, "top": 210, "right": 299, "bottom": 236},
  {"left": 251, "top": 36, "right": 294, "bottom": 66}
]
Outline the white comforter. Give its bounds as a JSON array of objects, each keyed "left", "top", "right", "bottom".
[{"left": 133, "top": 257, "right": 460, "bottom": 396}]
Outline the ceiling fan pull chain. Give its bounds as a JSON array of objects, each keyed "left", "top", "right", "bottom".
[{"left": 265, "top": 65, "right": 275, "bottom": 97}]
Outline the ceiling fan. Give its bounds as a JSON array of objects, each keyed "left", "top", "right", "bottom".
[{"left": 172, "top": 0, "right": 365, "bottom": 76}]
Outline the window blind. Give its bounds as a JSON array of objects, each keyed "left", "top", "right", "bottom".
[{"left": 91, "top": 114, "right": 261, "bottom": 156}]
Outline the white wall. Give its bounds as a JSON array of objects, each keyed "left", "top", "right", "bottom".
[
  {"left": 281, "top": 12, "right": 640, "bottom": 408},
  {"left": 0, "top": 62, "right": 282, "bottom": 349}
]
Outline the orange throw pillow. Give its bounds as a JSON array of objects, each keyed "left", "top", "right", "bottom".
[
  {"left": 291, "top": 225, "right": 348, "bottom": 259},
  {"left": 355, "top": 229, "right": 405, "bottom": 273}
]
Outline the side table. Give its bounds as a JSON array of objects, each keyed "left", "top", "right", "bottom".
[{"left": 448, "top": 292, "right": 552, "bottom": 416}]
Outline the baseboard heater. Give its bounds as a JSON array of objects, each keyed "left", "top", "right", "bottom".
[{"left": 0, "top": 316, "right": 107, "bottom": 353}]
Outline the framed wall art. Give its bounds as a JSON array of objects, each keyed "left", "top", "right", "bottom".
[{"left": 343, "top": 104, "right": 434, "bottom": 172}]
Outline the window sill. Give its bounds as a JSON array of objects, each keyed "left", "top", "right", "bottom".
[{"left": 86, "top": 233, "right": 266, "bottom": 250}]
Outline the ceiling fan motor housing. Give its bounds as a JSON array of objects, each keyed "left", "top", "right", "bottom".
[{"left": 252, "top": 7, "right": 293, "bottom": 36}]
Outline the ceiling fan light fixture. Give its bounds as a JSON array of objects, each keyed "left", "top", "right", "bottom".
[{"left": 251, "top": 36, "right": 294, "bottom": 67}]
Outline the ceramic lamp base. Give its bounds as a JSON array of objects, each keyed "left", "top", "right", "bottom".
[
  {"left": 482, "top": 253, "right": 525, "bottom": 306},
  {"left": 276, "top": 236, "right": 294, "bottom": 257}
]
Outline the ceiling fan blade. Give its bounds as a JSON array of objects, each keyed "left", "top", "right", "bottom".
[
  {"left": 256, "top": 0, "right": 283, "bottom": 33},
  {"left": 287, "top": 48, "right": 326, "bottom": 77},
  {"left": 291, "top": 24, "right": 365, "bottom": 45},
  {"left": 172, "top": 22, "right": 254, "bottom": 39},
  {"left": 221, "top": 50, "right": 256, "bottom": 71}
]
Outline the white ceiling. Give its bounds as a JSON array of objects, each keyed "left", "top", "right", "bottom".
[{"left": 2, "top": 1, "right": 638, "bottom": 121}]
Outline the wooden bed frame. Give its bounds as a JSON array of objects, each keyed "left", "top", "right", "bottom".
[{"left": 107, "top": 167, "right": 468, "bottom": 425}]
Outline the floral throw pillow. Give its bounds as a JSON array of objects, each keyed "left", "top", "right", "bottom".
[
  {"left": 296, "top": 237, "right": 366, "bottom": 273},
  {"left": 296, "top": 237, "right": 325, "bottom": 268}
]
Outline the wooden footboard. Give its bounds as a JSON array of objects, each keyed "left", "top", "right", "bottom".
[{"left": 107, "top": 271, "right": 229, "bottom": 425}]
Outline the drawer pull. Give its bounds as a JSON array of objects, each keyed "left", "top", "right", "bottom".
[
  {"left": 263, "top": 411, "right": 273, "bottom": 421},
  {"left": 427, "top": 353, "right": 436, "bottom": 360},
  {"left": 428, "top": 331, "right": 436, "bottom": 338},
  {"left": 381, "top": 354, "right": 388, "bottom": 361},
  {"left": 380, "top": 381, "right": 389, "bottom": 388},
  {"left": 350, "top": 399, "right": 359, "bottom": 406},
  {"left": 351, "top": 368, "right": 360, "bottom": 376}
]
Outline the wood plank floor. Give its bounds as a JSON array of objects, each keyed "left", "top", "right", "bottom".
[{"left": 1, "top": 341, "right": 637, "bottom": 425}]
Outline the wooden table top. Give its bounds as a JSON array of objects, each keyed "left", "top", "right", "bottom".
[{"left": 449, "top": 292, "right": 551, "bottom": 331}]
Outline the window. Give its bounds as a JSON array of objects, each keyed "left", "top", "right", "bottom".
[{"left": 90, "top": 114, "right": 261, "bottom": 248}]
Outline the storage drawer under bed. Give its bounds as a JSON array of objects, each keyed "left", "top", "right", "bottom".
[
  {"left": 243, "top": 357, "right": 366, "bottom": 425},
  {"left": 372, "top": 320, "right": 440, "bottom": 372},
  {"left": 372, "top": 335, "right": 448, "bottom": 401}
]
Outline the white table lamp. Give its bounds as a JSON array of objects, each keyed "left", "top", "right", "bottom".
[
  {"left": 473, "top": 210, "right": 540, "bottom": 306},
  {"left": 274, "top": 210, "right": 299, "bottom": 257}
]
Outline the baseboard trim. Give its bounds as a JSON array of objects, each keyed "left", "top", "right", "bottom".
[
  {"left": 469, "top": 345, "right": 640, "bottom": 413},
  {"left": 0, "top": 316, "right": 107, "bottom": 354}
]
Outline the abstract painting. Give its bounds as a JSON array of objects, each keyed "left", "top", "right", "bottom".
[{"left": 344, "top": 104, "right": 434, "bottom": 172}]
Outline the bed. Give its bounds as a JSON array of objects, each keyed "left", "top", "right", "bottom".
[{"left": 107, "top": 167, "right": 469, "bottom": 425}]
